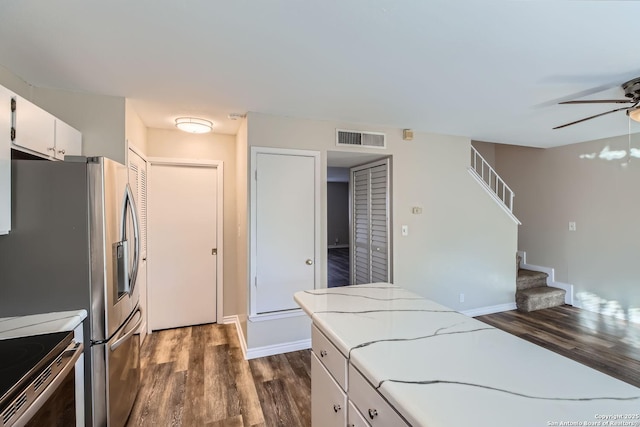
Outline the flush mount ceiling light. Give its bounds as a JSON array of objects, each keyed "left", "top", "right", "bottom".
[{"left": 175, "top": 117, "right": 213, "bottom": 133}]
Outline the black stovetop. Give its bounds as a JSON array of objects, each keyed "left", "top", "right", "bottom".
[{"left": 0, "top": 331, "right": 73, "bottom": 405}]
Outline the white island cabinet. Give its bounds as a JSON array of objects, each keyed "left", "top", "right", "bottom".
[
  {"left": 0, "top": 85, "right": 13, "bottom": 235},
  {"left": 295, "top": 284, "right": 640, "bottom": 427}
]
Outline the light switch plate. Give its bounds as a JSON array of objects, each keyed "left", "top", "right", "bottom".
[
  {"left": 569, "top": 221, "right": 576, "bottom": 231},
  {"left": 401, "top": 225, "right": 409, "bottom": 236}
]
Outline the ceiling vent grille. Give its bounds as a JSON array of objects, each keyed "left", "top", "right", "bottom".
[{"left": 336, "top": 129, "right": 386, "bottom": 149}]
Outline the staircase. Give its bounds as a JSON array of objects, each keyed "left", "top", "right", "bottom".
[{"left": 515, "top": 256, "right": 566, "bottom": 312}]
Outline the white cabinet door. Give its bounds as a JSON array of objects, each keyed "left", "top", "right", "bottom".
[
  {"left": 252, "top": 148, "right": 320, "bottom": 315},
  {"left": 0, "top": 86, "right": 13, "bottom": 235},
  {"left": 12, "top": 95, "right": 56, "bottom": 157},
  {"left": 348, "top": 400, "right": 370, "bottom": 427},
  {"left": 54, "top": 119, "right": 82, "bottom": 160},
  {"left": 311, "top": 353, "right": 346, "bottom": 427}
]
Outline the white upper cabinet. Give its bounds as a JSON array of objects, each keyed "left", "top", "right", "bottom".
[
  {"left": 0, "top": 85, "right": 12, "bottom": 235},
  {"left": 12, "top": 95, "right": 56, "bottom": 157},
  {"left": 54, "top": 119, "right": 81, "bottom": 160},
  {"left": 11, "top": 94, "right": 81, "bottom": 160}
]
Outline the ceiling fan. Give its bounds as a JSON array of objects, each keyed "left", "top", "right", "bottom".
[{"left": 553, "top": 77, "right": 640, "bottom": 129}]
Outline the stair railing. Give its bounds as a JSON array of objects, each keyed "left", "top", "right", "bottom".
[{"left": 469, "top": 146, "right": 516, "bottom": 215}]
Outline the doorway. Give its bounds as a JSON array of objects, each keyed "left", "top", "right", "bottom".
[
  {"left": 326, "top": 151, "right": 392, "bottom": 287},
  {"left": 147, "top": 159, "right": 223, "bottom": 330},
  {"left": 250, "top": 147, "right": 321, "bottom": 317}
]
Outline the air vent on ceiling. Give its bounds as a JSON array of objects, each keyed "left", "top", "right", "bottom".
[{"left": 336, "top": 129, "right": 386, "bottom": 149}]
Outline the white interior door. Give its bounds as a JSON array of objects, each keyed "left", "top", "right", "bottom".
[
  {"left": 351, "top": 158, "right": 391, "bottom": 284},
  {"left": 252, "top": 149, "right": 319, "bottom": 315},
  {"left": 128, "top": 146, "right": 148, "bottom": 341},
  {"left": 148, "top": 163, "right": 218, "bottom": 330}
]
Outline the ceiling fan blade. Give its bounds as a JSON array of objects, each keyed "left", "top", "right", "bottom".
[
  {"left": 559, "top": 99, "right": 633, "bottom": 105},
  {"left": 553, "top": 106, "right": 631, "bottom": 130}
]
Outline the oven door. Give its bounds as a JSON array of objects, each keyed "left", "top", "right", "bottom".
[
  {"left": 107, "top": 307, "right": 142, "bottom": 427},
  {"left": 12, "top": 341, "right": 84, "bottom": 427}
]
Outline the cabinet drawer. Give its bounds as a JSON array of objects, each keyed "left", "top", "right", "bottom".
[
  {"left": 312, "top": 324, "right": 347, "bottom": 389},
  {"left": 348, "top": 365, "right": 409, "bottom": 427},
  {"left": 311, "top": 353, "right": 346, "bottom": 427},
  {"left": 348, "top": 400, "right": 370, "bottom": 427}
]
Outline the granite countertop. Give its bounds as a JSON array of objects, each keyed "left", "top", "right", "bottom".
[
  {"left": 0, "top": 310, "right": 87, "bottom": 340},
  {"left": 294, "top": 284, "right": 640, "bottom": 427}
]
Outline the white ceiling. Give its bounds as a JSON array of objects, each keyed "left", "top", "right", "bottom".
[{"left": 1, "top": 1, "right": 639, "bottom": 147}]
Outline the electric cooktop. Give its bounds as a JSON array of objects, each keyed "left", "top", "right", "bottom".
[{"left": 0, "top": 331, "right": 73, "bottom": 406}]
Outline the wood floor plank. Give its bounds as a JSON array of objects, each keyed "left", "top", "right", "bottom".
[{"left": 254, "top": 378, "right": 304, "bottom": 427}]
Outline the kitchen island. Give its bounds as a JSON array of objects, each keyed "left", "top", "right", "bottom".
[{"left": 295, "top": 284, "right": 640, "bottom": 427}]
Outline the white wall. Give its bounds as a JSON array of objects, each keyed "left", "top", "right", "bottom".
[
  {"left": 146, "top": 128, "right": 238, "bottom": 317},
  {"left": 235, "top": 118, "right": 249, "bottom": 340},
  {"left": 126, "top": 99, "right": 147, "bottom": 154},
  {"left": 495, "top": 134, "right": 640, "bottom": 322},
  {"left": 243, "top": 112, "right": 518, "bottom": 351}
]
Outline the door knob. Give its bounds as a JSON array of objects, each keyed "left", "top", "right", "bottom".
[{"left": 306, "top": 259, "right": 313, "bottom": 265}]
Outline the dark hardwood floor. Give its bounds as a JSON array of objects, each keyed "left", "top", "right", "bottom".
[
  {"left": 127, "top": 306, "right": 640, "bottom": 426},
  {"left": 126, "top": 324, "right": 311, "bottom": 427},
  {"left": 328, "top": 247, "right": 350, "bottom": 287},
  {"left": 476, "top": 305, "right": 640, "bottom": 388}
]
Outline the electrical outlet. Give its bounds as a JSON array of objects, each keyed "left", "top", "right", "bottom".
[
  {"left": 459, "top": 293, "right": 465, "bottom": 303},
  {"left": 569, "top": 221, "right": 576, "bottom": 231}
]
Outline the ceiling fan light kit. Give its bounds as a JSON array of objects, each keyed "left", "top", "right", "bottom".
[
  {"left": 554, "top": 77, "right": 640, "bottom": 129},
  {"left": 175, "top": 117, "right": 213, "bottom": 133}
]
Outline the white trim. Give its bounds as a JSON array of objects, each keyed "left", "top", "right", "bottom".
[
  {"left": 517, "top": 250, "right": 574, "bottom": 305},
  {"left": 248, "top": 309, "right": 307, "bottom": 322},
  {"left": 223, "top": 315, "right": 248, "bottom": 360},
  {"left": 245, "top": 339, "right": 311, "bottom": 360},
  {"left": 249, "top": 146, "right": 321, "bottom": 317},
  {"left": 127, "top": 140, "right": 147, "bottom": 162},
  {"left": 462, "top": 303, "right": 517, "bottom": 317},
  {"left": 147, "top": 158, "right": 224, "bottom": 325},
  {"left": 467, "top": 168, "right": 521, "bottom": 225}
]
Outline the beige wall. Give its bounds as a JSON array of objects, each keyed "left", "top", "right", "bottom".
[
  {"left": 235, "top": 118, "right": 249, "bottom": 340},
  {"left": 495, "top": 135, "right": 640, "bottom": 322},
  {"left": 146, "top": 128, "right": 238, "bottom": 317},
  {"left": 243, "top": 112, "right": 518, "bottom": 350},
  {"left": 0, "top": 65, "right": 127, "bottom": 164},
  {"left": 126, "top": 99, "right": 148, "bottom": 154}
]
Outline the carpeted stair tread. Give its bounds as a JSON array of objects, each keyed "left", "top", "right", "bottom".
[
  {"left": 516, "top": 286, "right": 566, "bottom": 312},
  {"left": 516, "top": 269, "right": 548, "bottom": 291}
]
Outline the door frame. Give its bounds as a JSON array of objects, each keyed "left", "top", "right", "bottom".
[
  {"left": 249, "top": 146, "right": 321, "bottom": 320},
  {"left": 349, "top": 157, "right": 393, "bottom": 284},
  {"left": 147, "top": 157, "right": 224, "bottom": 325}
]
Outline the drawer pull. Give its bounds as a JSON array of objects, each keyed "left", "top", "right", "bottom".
[
  {"left": 368, "top": 408, "right": 378, "bottom": 419},
  {"left": 333, "top": 404, "right": 341, "bottom": 413},
  {"left": 320, "top": 350, "right": 327, "bottom": 357}
]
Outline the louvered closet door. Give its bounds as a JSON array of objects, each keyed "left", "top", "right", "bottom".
[
  {"left": 351, "top": 159, "right": 391, "bottom": 285},
  {"left": 128, "top": 148, "right": 148, "bottom": 340}
]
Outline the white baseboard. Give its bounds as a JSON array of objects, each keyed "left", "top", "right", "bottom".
[
  {"left": 223, "top": 315, "right": 248, "bottom": 360},
  {"left": 223, "top": 315, "right": 311, "bottom": 360},
  {"left": 462, "top": 302, "right": 517, "bottom": 317},
  {"left": 517, "top": 250, "right": 574, "bottom": 305},
  {"left": 245, "top": 339, "right": 311, "bottom": 360}
]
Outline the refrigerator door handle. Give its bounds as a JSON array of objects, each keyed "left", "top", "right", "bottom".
[
  {"left": 120, "top": 183, "right": 140, "bottom": 295},
  {"left": 111, "top": 306, "right": 143, "bottom": 351}
]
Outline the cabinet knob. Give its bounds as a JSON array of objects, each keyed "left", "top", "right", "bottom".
[
  {"left": 320, "top": 350, "right": 327, "bottom": 358},
  {"left": 47, "top": 147, "right": 55, "bottom": 152},
  {"left": 368, "top": 408, "right": 378, "bottom": 419},
  {"left": 306, "top": 258, "right": 313, "bottom": 265},
  {"left": 57, "top": 149, "right": 66, "bottom": 155},
  {"left": 333, "top": 404, "right": 341, "bottom": 413}
]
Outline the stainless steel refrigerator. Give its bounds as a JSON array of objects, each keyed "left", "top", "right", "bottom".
[{"left": 0, "top": 156, "right": 142, "bottom": 427}]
